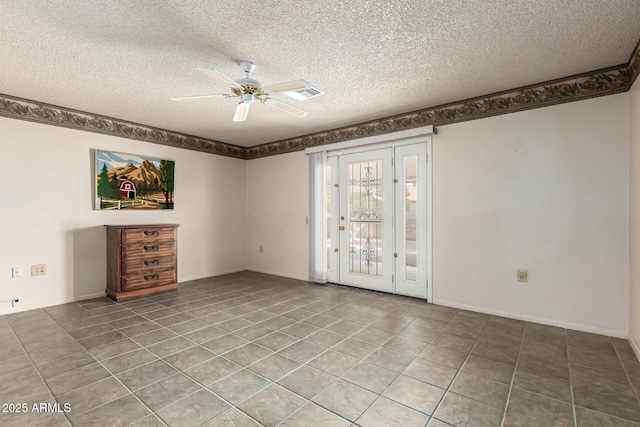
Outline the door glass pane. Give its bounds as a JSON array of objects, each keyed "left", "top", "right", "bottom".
[
  {"left": 404, "top": 155, "right": 417, "bottom": 281},
  {"left": 347, "top": 159, "right": 383, "bottom": 276}
]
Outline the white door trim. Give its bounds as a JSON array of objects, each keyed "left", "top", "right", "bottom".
[{"left": 323, "top": 136, "right": 433, "bottom": 302}]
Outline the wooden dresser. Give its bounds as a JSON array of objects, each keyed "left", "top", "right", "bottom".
[{"left": 105, "top": 224, "right": 179, "bottom": 301}]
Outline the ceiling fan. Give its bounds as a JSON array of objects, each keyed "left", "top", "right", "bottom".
[{"left": 172, "top": 61, "right": 323, "bottom": 122}]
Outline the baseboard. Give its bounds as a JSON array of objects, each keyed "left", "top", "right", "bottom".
[
  {"left": 630, "top": 335, "right": 640, "bottom": 360},
  {"left": 3, "top": 271, "right": 627, "bottom": 342},
  {"left": 245, "top": 268, "right": 309, "bottom": 283},
  {"left": 0, "top": 269, "right": 250, "bottom": 316},
  {"left": 0, "top": 292, "right": 106, "bottom": 316},
  {"left": 434, "top": 298, "right": 628, "bottom": 339},
  {"left": 179, "top": 267, "right": 248, "bottom": 283}
]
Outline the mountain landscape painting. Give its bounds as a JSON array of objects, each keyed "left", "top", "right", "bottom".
[{"left": 95, "top": 150, "right": 175, "bottom": 210}]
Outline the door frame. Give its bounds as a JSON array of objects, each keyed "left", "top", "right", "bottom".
[{"left": 326, "top": 135, "right": 433, "bottom": 302}]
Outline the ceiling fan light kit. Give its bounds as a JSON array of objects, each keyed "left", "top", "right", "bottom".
[
  {"left": 173, "top": 61, "right": 322, "bottom": 122},
  {"left": 241, "top": 93, "right": 255, "bottom": 104}
]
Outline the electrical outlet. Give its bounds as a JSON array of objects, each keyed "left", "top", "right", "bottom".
[
  {"left": 517, "top": 269, "right": 528, "bottom": 283},
  {"left": 11, "top": 267, "right": 22, "bottom": 278},
  {"left": 259, "top": 245, "right": 263, "bottom": 253},
  {"left": 31, "top": 264, "right": 47, "bottom": 276}
]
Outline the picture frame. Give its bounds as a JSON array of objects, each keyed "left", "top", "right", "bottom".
[{"left": 94, "top": 150, "right": 175, "bottom": 210}]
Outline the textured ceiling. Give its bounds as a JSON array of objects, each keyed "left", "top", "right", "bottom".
[{"left": 1, "top": 1, "right": 639, "bottom": 148}]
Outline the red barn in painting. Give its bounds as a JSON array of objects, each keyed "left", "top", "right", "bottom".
[{"left": 119, "top": 178, "right": 136, "bottom": 199}]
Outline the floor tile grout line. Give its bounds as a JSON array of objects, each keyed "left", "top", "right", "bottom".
[
  {"left": 222, "top": 280, "right": 462, "bottom": 424},
  {"left": 114, "top": 295, "right": 360, "bottom": 424},
  {"left": 234, "top": 304, "right": 416, "bottom": 424},
  {"left": 75, "top": 322, "right": 209, "bottom": 373},
  {"left": 45, "top": 309, "right": 170, "bottom": 426},
  {"left": 426, "top": 314, "right": 498, "bottom": 426},
  {"left": 566, "top": 330, "right": 579, "bottom": 427},
  {"left": 140, "top": 292, "right": 344, "bottom": 370},
  {"left": 499, "top": 322, "right": 527, "bottom": 427},
  {"left": 349, "top": 373, "right": 426, "bottom": 426},
  {"left": 158, "top": 321, "right": 318, "bottom": 427},
  {"left": 612, "top": 336, "right": 640, "bottom": 409},
  {"left": 147, "top": 287, "right": 348, "bottom": 337},
  {"left": 141, "top": 371, "right": 262, "bottom": 426},
  {"left": 5, "top": 316, "right": 74, "bottom": 426},
  {"left": 73, "top": 295, "right": 269, "bottom": 425},
  {"left": 46, "top": 300, "right": 236, "bottom": 424},
  {"left": 249, "top": 316, "right": 371, "bottom": 388},
  {"left": 117, "top": 306, "right": 253, "bottom": 357},
  {"left": 348, "top": 308, "right": 468, "bottom": 426},
  {"left": 33, "top": 303, "right": 139, "bottom": 425}
]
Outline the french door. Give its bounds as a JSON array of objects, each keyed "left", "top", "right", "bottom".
[
  {"left": 338, "top": 148, "right": 394, "bottom": 292},
  {"left": 327, "top": 140, "right": 431, "bottom": 300}
]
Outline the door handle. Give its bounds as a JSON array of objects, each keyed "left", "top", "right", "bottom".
[{"left": 339, "top": 226, "right": 345, "bottom": 231}]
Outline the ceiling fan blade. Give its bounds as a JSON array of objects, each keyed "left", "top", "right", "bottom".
[
  {"left": 171, "top": 94, "right": 232, "bottom": 101},
  {"left": 262, "top": 79, "right": 311, "bottom": 94},
  {"left": 197, "top": 68, "right": 241, "bottom": 88},
  {"left": 264, "top": 98, "right": 308, "bottom": 118},
  {"left": 233, "top": 102, "right": 251, "bottom": 122}
]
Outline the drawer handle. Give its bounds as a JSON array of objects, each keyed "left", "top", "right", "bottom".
[
  {"left": 143, "top": 245, "right": 158, "bottom": 251},
  {"left": 143, "top": 259, "right": 159, "bottom": 266},
  {"left": 144, "top": 274, "right": 160, "bottom": 280},
  {"left": 143, "top": 230, "right": 159, "bottom": 236}
]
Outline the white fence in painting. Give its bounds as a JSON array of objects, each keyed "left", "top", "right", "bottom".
[{"left": 96, "top": 198, "right": 144, "bottom": 210}]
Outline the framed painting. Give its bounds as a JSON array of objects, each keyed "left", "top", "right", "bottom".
[{"left": 94, "top": 150, "right": 175, "bottom": 210}]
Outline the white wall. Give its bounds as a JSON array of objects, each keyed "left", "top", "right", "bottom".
[
  {"left": 246, "top": 151, "right": 309, "bottom": 281},
  {"left": 433, "top": 94, "right": 629, "bottom": 336},
  {"left": 630, "top": 78, "right": 640, "bottom": 353},
  {"left": 2, "top": 91, "right": 631, "bottom": 336},
  {"left": 245, "top": 94, "right": 630, "bottom": 336},
  {"left": 0, "top": 117, "right": 247, "bottom": 315}
]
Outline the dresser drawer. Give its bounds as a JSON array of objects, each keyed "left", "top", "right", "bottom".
[
  {"left": 121, "top": 227, "right": 176, "bottom": 243},
  {"left": 121, "top": 269, "right": 176, "bottom": 292},
  {"left": 106, "top": 224, "right": 179, "bottom": 301},
  {"left": 121, "top": 241, "right": 176, "bottom": 259},
  {"left": 121, "top": 256, "right": 175, "bottom": 275}
]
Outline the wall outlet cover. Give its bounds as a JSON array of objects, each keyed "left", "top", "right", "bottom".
[
  {"left": 517, "top": 269, "right": 528, "bottom": 283},
  {"left": 31, "top": 264, "right": 47, "bottom": 276}
]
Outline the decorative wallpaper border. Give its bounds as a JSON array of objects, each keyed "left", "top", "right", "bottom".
[
  {"left": 629, "top": 38, "right": 640, "bottom": 87},
  {"left": 247, "top": 39, "right": 640, "bottom": 159},
  {"left": 1, "top": 39, "right": 639, "bottom": 160},
  {"left": 0, "top": 95, "right": 248, "bottom": 159}
]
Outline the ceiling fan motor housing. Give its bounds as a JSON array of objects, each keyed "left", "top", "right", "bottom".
[
  {"left": 236, "top": 78, "right": 262, "bottom": 88},
  {"left": 240, "top": 61, "right": 256, "bottom": 74}
]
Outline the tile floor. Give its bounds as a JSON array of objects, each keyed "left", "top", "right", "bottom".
[{"left": 1, "top": 271, "right": 640, "bottom": 426}]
